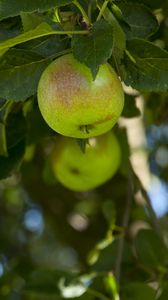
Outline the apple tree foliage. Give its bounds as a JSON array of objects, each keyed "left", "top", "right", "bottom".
[{"left": 0, "top": 0, "right": 168, "bottom": 299}]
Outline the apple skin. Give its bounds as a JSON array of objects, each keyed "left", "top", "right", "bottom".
[
  {"left": 38, "top": 54, "right": 124, "bottom": 138},
  {"left": 51, "top": 132, "right": 121, "bottom": 192}
]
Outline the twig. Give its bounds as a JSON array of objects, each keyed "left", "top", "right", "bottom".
[
  {"left": 96, "top": 0, "right": 110, "bottom": 21},
  {"left": 73, "top": 0, "right": 91, "bottom": 25},
  {"left": 114, "top": 170, "right": 133, "bottom": 283},
  {"left": 133, "top": 171, "right": 164, "bottom": 241},
  {"left": 140, "top": 186, "right": 163, "bottom": 240}
]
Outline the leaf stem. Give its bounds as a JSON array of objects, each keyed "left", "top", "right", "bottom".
[
  {"left": 73, "top": 0, "right": 91, "bottom": 25},
  {"left": 96, "top": 0, "right": 110, "bottom": 21},
  {"left": 88, "top": 2, "right": 92, "bottom": 22},
  {"left": 113, "top": 54, "right": 123, "bottom": 80},
  {"left": 125, "top": 49, "right": 136, "bottom": 64}
]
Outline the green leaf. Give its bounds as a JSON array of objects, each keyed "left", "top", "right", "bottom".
[
  {"left": 116, "top": 2, "right": 158, "bottom": 39},
  {"left": 121, "top": 283, "right": 155, "bottom": 300},
  {"left": 0, "top": 22, "right": 63, "bottom": 53},
  {"left": 0, "top": 138, "right": 25, "bottom": 180},
  {"left": 124, "top": 38, "right": 168, "bottom": 92},
  {"left": 0, "top": 48, "right": 50, "bottom": 101},
  {"left": 72, "top": 20, "right": 113, "bottom": 78},
  {"left": 98, "top": 1, "right": 126, "bottom": 63},
  {"left": 92, "top": 240, "right": 133, "bottom": 272},
  {"left": 135, "top": 229, "right": 168, "bottom": 272},
  {"left": 132, "top": 0, "right": 165, "bottom": 9},
  {"left": 0, "top": 0, "right": 73, "bottom": 21},
  {"left": 20, "top": 12, "right": 44, "bottom": 32},
  {"left": 122, "top": 94, "right": 141, "bottom": 118},
  {"left": 20, "top": 35, "right": 69, "bottom": 58}
]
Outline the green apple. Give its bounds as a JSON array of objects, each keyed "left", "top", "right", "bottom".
[
  {"left": 38, "top": 54, "right": 124, "bottom": 138},
  {"left": 51, "top": 132, "right": 121, "bottom": 191}
]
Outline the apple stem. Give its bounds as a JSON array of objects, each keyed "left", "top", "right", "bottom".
[
  {"left": 96, "top": 0, "right": 110, "bottom": 22},
  {"left": 79, "top": 125, "right": 91, "bottom": 134},
  {"left": 85, "top": 125, "right": 90, "bottom": 134},
  {"left": 72, "top": 0, "right": 91, "bottom": 26}
]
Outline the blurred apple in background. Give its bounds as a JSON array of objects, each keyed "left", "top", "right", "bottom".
[{"left": 51, "top": 132, "right": 121, "bottom": 191}]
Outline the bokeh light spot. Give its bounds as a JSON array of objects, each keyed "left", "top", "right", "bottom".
[{"left": 24, "top": 208, "right": 44, "bottom": 233}]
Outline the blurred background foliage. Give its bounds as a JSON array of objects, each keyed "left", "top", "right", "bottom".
[{"left": 0, "top": 0, "right": 168, "bottom": 299}]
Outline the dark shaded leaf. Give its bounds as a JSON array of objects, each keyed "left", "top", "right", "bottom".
[
  {"left": 135, "top": 229, "right": 168, "bottom": 271},
  {"left": 6, "top": 108, "right": 27, "bottom": 149},
  {"left": 0, "top": 48, "right": 50, "bottom": 101},
  {"left": 92, "top": 239, "right": 133, "bottom": 272},
  {"left": 26, "top": 103, "right": 54, "bottom": 144},
  {"left": 25, "top": 271, "right": 60, "bottom": 295},
  {"left": 0, "top": 22, "right": 63, "bottom": 54},
  {"left": 131, "top": 0, "right": 165, "bottom": 9},
  {"left": 72, "top": 20, "right": 113, "bottom": 78},
  {"left": 117, "top": 2, "right": 158, "bottom": 39},
  {"left": 0, "top": 98, "right": 6, "bottom": 110},
  {"left": 99, "top": 0, "right": 126, "bottom": 63},
  {"left": 0, "top": 0, "right": 73, "bottom": 21},
  {"left": 122, "top": 94, "right": 141, "bottom": 118},
  {"left": 24, "top": 269, "right": 77, "bottom": 296},
  {"left": 121, "top": 283, "right": 155, "bottom": 300},
  {"left": 124, "top": 38, "right": 168, "bottom": 92},
  {"left": 0, "top": 138, "right": 25, "bottom": 179},
  {"left": 20, "top": 12, "right": 44, "bottom": 32},
  {"left": 0, "top": 18, "right": 21, "bottom": 42},
  {"left": 20, "top": 35, "right": 70, "bottom": 58}
]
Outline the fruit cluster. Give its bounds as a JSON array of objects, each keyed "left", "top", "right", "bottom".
[{"left": 38, "top": 54, "right": 124, "bottom": 191}]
